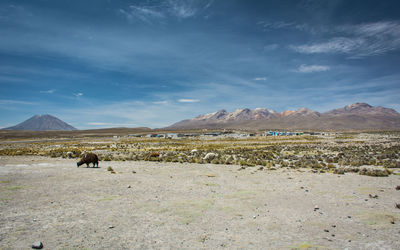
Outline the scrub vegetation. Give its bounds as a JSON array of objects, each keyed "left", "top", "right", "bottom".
[{"left": 1, "top": 132, "right": 400, "bottom": 176}]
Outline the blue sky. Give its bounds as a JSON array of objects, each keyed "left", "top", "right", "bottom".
[{"left": 1, "top": 0, "right": 400, "bottom": 129}]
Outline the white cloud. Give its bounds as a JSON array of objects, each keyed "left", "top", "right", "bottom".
[
  {"left": 178, "top": 98, "right": 199, "bottom": 103},
  {"left": 74, "top": 93, "right": 83, "bottom": 97},
  {"left": 295, "top": 64, "right": 330, "bottom": 73},
  {"left": 253, "top": 77, "right": 267, "bottom": 81}
]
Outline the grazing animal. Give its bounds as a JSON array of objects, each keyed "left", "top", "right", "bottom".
[{"left": 77, "top": 153, "right": 99, "bottom": 168}]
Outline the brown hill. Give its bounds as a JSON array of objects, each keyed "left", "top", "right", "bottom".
[{"left": 4, "top": 114, "right": 76, "bottom": 131}]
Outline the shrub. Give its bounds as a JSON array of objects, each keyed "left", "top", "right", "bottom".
[
  {"left": 103, "top": 155, "right": 112, "bottom": 161},
  {"left": 359, "top": 167, "right": 389, "bottom": 177}
]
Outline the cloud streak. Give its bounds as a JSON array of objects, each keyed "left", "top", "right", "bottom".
[
  {"left": 0, "top": 99, "right": 38, "bottom": 106},
  {"left": 87, "top": 122, "right": 137, "bottom": 127},
  {"left": 178, "top": 98, "right": 199, "bottom": 103},
  {"left": 253, "top": 77, "right": 267, "bottom": 81},
  {"left": 291, "top": 21, "right": 400, "bottom": 57},
  {"left": 40, "top": 89, "right": 55, "bottom": 94},
  {"left": 295, "top": 64, "right": 330, "bottom": 73}
]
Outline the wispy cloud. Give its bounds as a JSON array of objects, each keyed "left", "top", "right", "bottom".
[
  {"left": 120, "top": 0, "right": 214, "bottom": 23},
  {"left": 74, "top": 93, "right": 83, "bottom": 97},
  {"left": 258, "top": 21, "right": 315, "bottom": 33},
  {"left": 40, "top": 89, "right": 55, "bottom": 94},
  {"left": 290, "top": 37, "right": 362, "bottom": 54},
  {"left": 295, "top": 64, "right": 330, "bottom": 73},
  {"left": 178, "top": 98, "right": 199, "bottom": 103},
  {"left": 253, "top": 77, "right": 267, "bottom": 81},
  {"left": 152, "top": 100, "right": 168, "bottom": 105},
  {"left": 0, "top": 99, "right": 38, "bottom": 105},
  {"left": 87, "top": 122, "right": 136, "bottom": 127},
  {"left": 291, "top": 21, "right": 400, "bottom": 57},
  {"left": 263, "top": 44, "right": 279, "bottom": 51},
  {"left": 119, "top": 6, "right": 165, "bottom": 24}
]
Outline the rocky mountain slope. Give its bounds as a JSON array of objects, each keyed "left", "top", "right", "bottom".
[
  {"left": 4, "top": 114, "right": 77, "bottom": 131},
  {"left": 167, "top": 103, "right": 400, "bottom": 130}
]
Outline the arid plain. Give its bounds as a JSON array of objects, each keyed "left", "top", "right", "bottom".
[{"left": 1, "top": 131, "right": 400, "bottom": 249}]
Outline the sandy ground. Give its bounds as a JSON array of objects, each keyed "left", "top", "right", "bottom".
[{"left": 0, "top": 156, "right": 399, "bottom": 249}]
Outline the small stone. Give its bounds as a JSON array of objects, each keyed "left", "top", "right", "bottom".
[
  {"left": 314, "top": 205, "right": 319, "bottom": 211},
  {"left": 332, "top": 225, "right": 336, "bottom": 228},
  {"left": 324, "top": 229, "right": 329, "bottom": 232},
  {"left": 348, "top": 216, "right": 352, "bottom": 218},
  {"left": 395, "top": 203, "right": 400, "bottom": 209},
  {"left": 396, "top": 185, "right": 400, "bottom": 190},
  {"left": 369, "top": 194, "right": 378, "bottom": 199},
  {"left": 132, "top": 170, "right": 136, "bottom": 174},
  {"left": 127, "top": 185, "right": 131, "bottom": 188},
  {"left": 32, "top": 241, "right": 43, "bottom": 249},
  {"left": 331, "top": 234, "right": 335, "bottom": 237},
  {"left": 108, "top": 226, "right": 114, "bottom": 229}
]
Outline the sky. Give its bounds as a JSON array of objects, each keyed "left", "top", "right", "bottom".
[{"left": 1, "top": 0, "right": 400, "bottom": 129}]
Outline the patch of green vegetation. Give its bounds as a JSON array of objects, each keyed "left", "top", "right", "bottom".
[
  {"left": 171, "top": 198, "right": 214, "bottom": 224},
  {"left": 226, "top": 189, "right": 257, "bottom": 200},
  {"left": 203, "top": 182, "right": 219, "bottom": 187},
  {"left": 5, "top": 185, "right": 25, "bottom": 191},
  {"left": 357, "top": 210, "right": 400, "bottom": 227},
  {"left": 97, "top": 195, "right": 119, "bottom": 201},
  {"left": 290, "top": 242, "right": 324, "bottom": 249},
  {"left": 60, "top": 248, "right": 91, "bottom": 250},
  {"left": 106, "top": 166, "right": 116, "bottom": 174},
  {"left": 356, "top": 186, "right": 376, "bottom": 195}
]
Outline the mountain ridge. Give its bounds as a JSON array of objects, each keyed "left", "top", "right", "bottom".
[{"left": 167, "top": 103, "right": 400, "bottom": 130}]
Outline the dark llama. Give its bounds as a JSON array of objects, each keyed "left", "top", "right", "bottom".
[{"left": 77, "top": 153, "right": 99, "bottom": 168}]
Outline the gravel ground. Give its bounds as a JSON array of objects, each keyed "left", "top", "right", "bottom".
[{"left": 1, "top": 156, "right": 400, "bottom": 249}]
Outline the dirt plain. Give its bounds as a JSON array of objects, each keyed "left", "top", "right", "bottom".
[{"left": 1, "top": 155, "right": 400, "bottom": 249}]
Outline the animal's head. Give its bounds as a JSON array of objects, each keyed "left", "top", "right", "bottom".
[{"left": 77, "top": 161, "right": 83, "bottom": 167}]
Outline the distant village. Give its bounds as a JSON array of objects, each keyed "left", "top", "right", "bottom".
[{"left": 114, "top": 130, "right": 338, "bottom": 139}]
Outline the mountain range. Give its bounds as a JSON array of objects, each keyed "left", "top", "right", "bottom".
[
  {"left": 167, "top": 103, "right": 400, "bottom": 130},
  {"left": 4, "top": 114, "right": 76, "bottom": 131}
]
